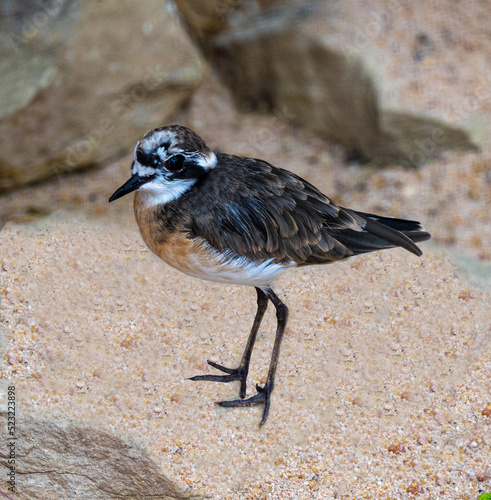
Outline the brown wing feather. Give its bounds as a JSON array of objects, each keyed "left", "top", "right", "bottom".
[{"left": 187, "top": 154, "right": 426, "bottom": 265}]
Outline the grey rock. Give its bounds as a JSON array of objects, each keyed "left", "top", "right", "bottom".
[
  {"left": 175, "top": 0, "right": 480, "bottom": 166},
  {"left": 0, "top": 1, "right": 78, "bottom": 120},
  {"left": 0, "top": 0, "right": 204, "bottom": 192},
  {"left": 0, "top": 412, "right": 200, "bottom": 499}
]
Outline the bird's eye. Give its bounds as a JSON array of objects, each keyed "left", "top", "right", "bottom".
[{"left": 165, "top": 154, "right": 184, "bottom": 172}]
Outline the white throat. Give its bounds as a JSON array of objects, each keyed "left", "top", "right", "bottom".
[{"left": 137, "top": 177, "right": 196, "bottom": 207}]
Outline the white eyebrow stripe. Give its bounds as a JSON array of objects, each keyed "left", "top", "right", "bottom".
[
  {"left": 132, "top": 160, "right": 156, "bottom": 178},
  {"left": 193, "top": 151, "right": 217, "bottom": 169},
  {"left": 142, "top": 129, "right": 177, "bottom": 151}
]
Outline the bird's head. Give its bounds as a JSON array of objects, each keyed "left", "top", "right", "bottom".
[{"left": 109, "top": 125, "right": 216, "bottom": 204}]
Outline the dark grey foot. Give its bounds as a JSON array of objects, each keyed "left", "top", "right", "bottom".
[
  {"left": 189, "top": 360, "right": 249, "bottom": 399},
  {"left": 216, "top": 382, "right": 272, "bottom": 427}
]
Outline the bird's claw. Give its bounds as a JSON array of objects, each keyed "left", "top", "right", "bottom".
[
  {"left": 216, "top": 382, "right": 273, "bottom": 426},
  {"left": 189, "top": 360, "right": 249, "bottom": 398},
  {"left": 206, "top": 360, "right": 237, "bottom": 375}
]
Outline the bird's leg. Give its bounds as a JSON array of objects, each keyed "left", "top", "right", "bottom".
[
  {"left": 217, "top": 287, "right": 288, "bottom": 426},
  {"left": 189, "top": 288, "right": 268, "bottom": 399}
]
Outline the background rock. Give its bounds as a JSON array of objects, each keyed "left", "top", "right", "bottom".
[
  {"left": 0, "top": 412, "right": 197, "bottom": 499},
  {"left": 0, "top": 0, "right": 203, "bottom": 192},
  {"left": 174, "top": 0, "right": 481, "bottom": 166},
  {"left": 0, "top": 0, "right": 78, "bottom": 120}
]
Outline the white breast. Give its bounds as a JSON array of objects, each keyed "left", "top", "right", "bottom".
[{"left": 183, "top": 244, "right": 296, "bottom": 287}]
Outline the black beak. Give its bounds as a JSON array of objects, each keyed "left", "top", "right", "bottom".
[{"left": 109, "top": 174, "right": 146, "bottom": 202}]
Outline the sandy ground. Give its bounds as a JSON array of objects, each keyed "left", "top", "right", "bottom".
[
  {"left": 1, "top": 209, "right": 490, "bottom": 498},
  {"left": 1, "top": 39, "right": 491, "bottom": 498}
]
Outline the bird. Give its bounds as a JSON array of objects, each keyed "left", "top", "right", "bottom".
[{"left": 109, "top": 124, "right": 431, "bottom": 426}]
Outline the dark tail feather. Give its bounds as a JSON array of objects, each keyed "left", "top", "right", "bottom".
[
  {"left": 357, "top": 212, "right": 422, "bottom": 230},
  {"left": 337, "top": 210, "right": 431, "bottom": 257},
  {"left": 363, "top": 217, "right": 424, "bottom": 256},
  {"left": 399, "top": 230, "right": 432, "bottom": 244}
]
